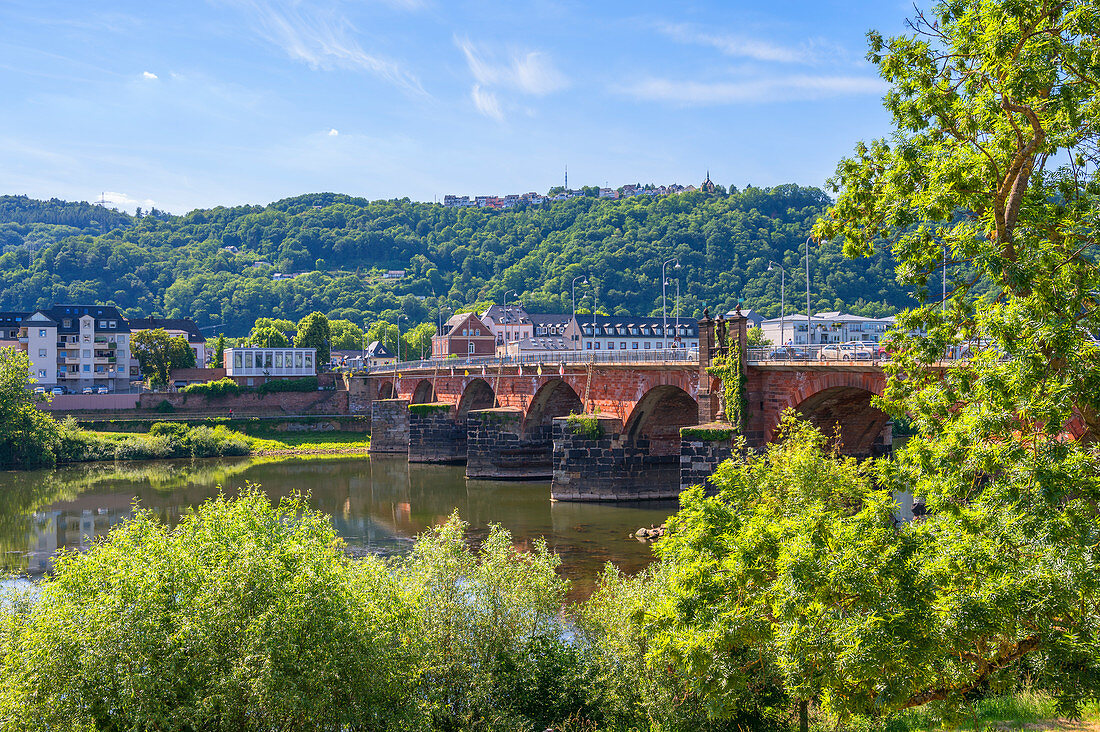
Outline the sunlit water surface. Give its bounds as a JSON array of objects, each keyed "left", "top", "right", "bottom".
[{"left": 0, "top": 455, "right": 676, "bottom": 600}]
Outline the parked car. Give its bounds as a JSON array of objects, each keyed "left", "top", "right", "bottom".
[
  {"left": 81, "top": 387, "right": 94, "bottom": 394},
  {"left": 50, "top": 386, "right": 65, "bottom": 395},
  {"left": 767, "top": 345, "right": 809, "bottom": 360},
  {"left": 844, "top": 341, "right": 874, "bottom": 360},
  {"left": 95, "top": 386, "right": 108, "bottom": 394},
  {"left": 819, "top": 342, "right": 873, "bottom": 361},
  {"left": 33, "top": 386, "right": 46, "bottom": 395}
]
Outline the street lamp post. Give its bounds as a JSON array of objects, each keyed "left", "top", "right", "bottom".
[
  {"left": 662, "top": 258, "right": 680, "bottom": 349},
  {"left": 437, "top": 305, "right": 451, "bottom": 358},
  {"left": 503, "top": 289, "right": 517, "bottom": 347},
  {"left": 571, "top": 275, "right": 587, "bottom": 351},
  {"left": 768, "top": 261, "right": 786, "bottom": 347},
  {"left": 804, "top": 236, "right": 813, "bottom": 348},
  {"left": 397, "top": 314, "right": 408, "bottom": 363}
]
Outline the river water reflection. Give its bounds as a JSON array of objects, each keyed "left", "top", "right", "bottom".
[{"left": 0, "top": 455, "right": 677, "bottom": 599}]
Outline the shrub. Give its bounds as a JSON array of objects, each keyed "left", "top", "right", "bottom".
[
  {"left": 180, "top": 378, "right": 241, "bottom": 399},
  {"left": 151, "top": 399, "right": 175, "bottom": 413},
  {"left": 0, "top": 490, "right": 422, "bottom": 730},
  {"left": 186, "top": 425, "right": 249, "bottom": 458},
  {"left": 148, "top": 421, "right": 188, "bottom": 439},
  {"left": 55, "top": 417, "right": 116, "bottom": 462},
  {"left": 114, "top": 434, "right": 176, "bottom": 461}
]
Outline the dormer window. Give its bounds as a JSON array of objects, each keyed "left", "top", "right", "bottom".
[{"left": 63, "top": 319, "right": 71, "bottom": 328}]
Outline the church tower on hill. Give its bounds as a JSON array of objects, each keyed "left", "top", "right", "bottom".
[{"left": 701, "top": 170, "right": 717, "bottom": 193}]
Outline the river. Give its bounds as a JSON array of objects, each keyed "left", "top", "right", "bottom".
[{"left": 0, "top": 455, "right": 677, "bottom": 599}]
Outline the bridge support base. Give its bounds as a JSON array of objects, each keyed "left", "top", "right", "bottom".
[
  {"left": 370, "top": 399, "right": 409, "bottom": 455},
  {"left": 467, "top": 408, "right": 552, "bottom": 479},
  {"left": 679, "top": 423, "right": 736, "bottom": 493},
  {"left": 408, "top": 403, "right": 466, "bottom": 464},
  {"left": 551, "top": 416, "right": 680, "bottom": 501}
]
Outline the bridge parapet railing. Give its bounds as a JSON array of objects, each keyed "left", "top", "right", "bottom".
[
  {"left": 365, "top": 348, "right": 699, "bottom": 375},
  {"left": 746, "top": 343, "right": 978, "bottom": 363}
]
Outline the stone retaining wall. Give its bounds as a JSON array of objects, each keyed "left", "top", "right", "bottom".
[
  {"left": 370, "top": 399, "right": 409, "bottom": 454},
  {"left": 679, "top": 426, "right": 736, "bottom": 493},
  {"left": 550, "top": 415, "right": 679, "bottom": 501},
  {"left": 466, "top": 408, "right": 553, "bottom": 479}
]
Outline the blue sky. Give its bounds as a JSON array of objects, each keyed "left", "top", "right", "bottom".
[{"left": 0, "top": 0, "right": 914, "bottom": 214}]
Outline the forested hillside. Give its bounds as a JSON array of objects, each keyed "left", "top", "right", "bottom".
[{"left": 0, "top": 186, "right": 911, "bottom": 335}]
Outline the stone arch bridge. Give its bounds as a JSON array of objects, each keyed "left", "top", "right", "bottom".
[{"left": 363, "top": 325, "right": 892, "bottom": 501}]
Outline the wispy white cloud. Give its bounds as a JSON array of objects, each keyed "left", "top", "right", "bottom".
[
  {"left": 470, "top": 85, "right": 502, "bottom": 121},
  {"left": 657, "top": 22, "right": 850, "bottom": 65},
  {"left": 142, "top": 71, "right": 158, "bottom": 80},
  {"left": 619, "top": 75, "right": 887, "bottom": 105},
  {"left": 226, "top": 0, "right": 425, "bottom": 95},
  {"left": 98, "top": 191, "right": 158, "bottom": 214},
  {"left": 327, "top": 128, "right": 339, "bottom": 135},
  {"left": 456, "top": 37, "right": 567, "bottom": 96}
]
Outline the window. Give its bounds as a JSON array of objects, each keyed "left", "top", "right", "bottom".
[
  {"left": 620, "top": 342, "right": 626, "bottom": 350},
  {"left": 83, "top": 335, "right": 90, "bottom": 342},
  {"left": 594, "top": 342, "right": 601, "bottom": 349},
  {"left": 38, "top": 369, "right": 46, "bottom": 378},
  {"left": 296, "top": 353, "right": 303, "bottom": 368},
  {"left": 607, "top": 342, "right": 614, "bottom": 350},
  {"left": 468, "top": 342, "right": 475, "bottom": 354},
  {"left": 275, "top": 353, "right": 283, "bottom": 368},
  {"left": 644, "top": 342, "right": 651, "bottom": 349},
  {"left": 247, "top": 378, "right": 254, "bottom": 386},
  {"left": 82, "top": 364, "right": 90, "bottom": 372},
  {"left": 304, "top": 353, "right": 313, "bottom": 369},
  {"left": 38, "top": 329, "right": 46, "bottom": 337},
  {"left": 83, "top": 349, "right": 91, "bottom": 358},
  {"left": 264, "top": 352, "right": 273, "bottom": 369},
  {"left": 586, "top": 342, "right": 592, "bottom": 350},
  {"left": 234, "top": 352, "right": 243, "bottom": 369},
  {"left": 245, "top": 352, "right": 253, "bottom": 368},
  {"left": 632, "top": 342, "right": 639, "bottom": 349},
  {"left": 38, "top": 348, "right": 46, "bottom": 357},
  {"left": 99, "top": 320, "right": 106, "bottom": 328},
  {"left": 108, "top": 321, "right": 116, "bottom": 328},
  {"left": 63, "top": 319, "right": 71, "bottom": 328}
]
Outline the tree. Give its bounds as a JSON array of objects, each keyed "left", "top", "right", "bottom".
[
  {"left": 404, "top": 322, "right": 435, "bottom": 360},
  {"left": 746, "top": 326, "right": 770, "bottom": 348},
  {"left": 249, "top": 325, "right": 289, "bottom": 348},
  {"left": 329, "top": 319, "right": 366, "bottom": 351},
  {"left": 253, "top": 317, "right": 297, "bottom": 338},
  {"left": 295, "top": 311, "right": 331, "bottom": 367},
  {"left": 131, "top": 328, "right": 196, "bottom": 387},
  {"left": 212, "top": 334, "right": 226, "bottom": 368},
  {"left": 812, "top": 0, "right": 1100, "bottom": 713},
  {"left": 0, "top": 347, "right": 59, "bottom": 468}
]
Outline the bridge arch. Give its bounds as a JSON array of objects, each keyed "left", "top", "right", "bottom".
[
  {"left": 377, "top": 380, "right": 396, "bottom": 399},
  {"left": 411, "top": 379, "right": 435, "bottom": 404},
  {"left": 457, "top": 378, "right": 496, "bottom": 419},
  {"left": 524, "top": 379, "right": 583, "bottom": 437},
  {"left": 624, "top": 385, "right": 698, "bottom": 456},
  {"left": 793, "top": 385, "right": 890, "bottom": 457}
]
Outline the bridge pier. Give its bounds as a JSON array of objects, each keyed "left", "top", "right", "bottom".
[
  {"left": 466, "top": 408, "right": 553, "bottom": 480},
  {"left": 551, "top": 415, "right": 680, "bottom": 501},
  {"left": 370, "top": 399, "right": 409, "bottom": 455},
  {"left": 408, "top": 403, "right": 467, "bottom": 464},
  {"left": 679, "top": 423, "right": 736, "bottom": 493}
]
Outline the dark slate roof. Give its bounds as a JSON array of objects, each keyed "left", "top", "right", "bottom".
[
  {"left": 365, "top": 341, "right": 394, "bottom": 358},
  {"left": 128, "top": 317, "right": 205, "bottom": 343},
  {"left": 527, "top": 313, "right": 574, "bottom": 326},
  {"left": 481, "top": 304, "right": 531, "bottom": 325},
  {"left": 580, "top": 315, "right": 698, "bottom": 338},
  {"left": 0, "top": 312, "right": 29, "bottom": 327},
  {"left": 44, "top": 305, "right": 129, "bottom": 333}
]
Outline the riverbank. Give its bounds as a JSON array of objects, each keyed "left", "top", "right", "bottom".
[{"left": 84, "top": 428, "right": 372, "bottom": 460}]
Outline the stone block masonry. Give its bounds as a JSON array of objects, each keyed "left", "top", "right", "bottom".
[
  {"left": 551, "top": 415, "right": 679, "bottom": 501},
  {"left": 679, "top": 423, "right": 736, "bottom": 493},
  {"left": 370, "top": 399, "right": 409, "bottom": 455},
  {"left": 466, "top": 408, "right": 554, "bottom": 480},
  {"left": 408, "top": 403, "right": 466, "bottom": 464}
]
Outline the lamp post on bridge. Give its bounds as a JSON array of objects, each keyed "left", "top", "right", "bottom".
[
  {"left": 571, "top": 275, "right": 588, "bottom": 352},
  {"left": 804, "top": 236, "right": 813, "bottom": 348},
  {"left": 662, "top": 258, "right": 680, "bottom": 351},
  {"left": 768, "top": 260, "right": 787, "bottom": 348}
]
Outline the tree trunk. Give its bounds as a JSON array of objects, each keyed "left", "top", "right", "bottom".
[{"left": 799, "top": 699, "right": 808, "bottom": 732}]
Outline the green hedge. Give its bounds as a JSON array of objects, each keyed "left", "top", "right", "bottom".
[
  {"left": 409, "top": 403, "right": 454, "bottom": 415},
  {"left": 180, "top": 378, "right": 241, "bottom": 398},
  {"left": 566, "top": 413, "right": 602, "bottom": 439},
  {"left": 680, "top": 426, "right": 734, "bottom": 441}
]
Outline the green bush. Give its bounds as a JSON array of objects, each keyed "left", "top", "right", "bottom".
[
  {"left": 151, "top": 399, "right": 175, "bottom": 413},
  {"left": 186, "top": 425, "right": 249, "bottom": 458},
  {"left": 114, "top": 434, "right": 176, "bottom": 461},
  {"left": 148, "top": 421, "right": 188, "bottom": 439},
  {"left": 55, "top": 417, "right": 116, "bottom": 462},
  {"left": 0, "top": 490, "right": 421, "bottom": 730},
  {"left": 180, "top": 377, "right": 241, "bottom": 398}
]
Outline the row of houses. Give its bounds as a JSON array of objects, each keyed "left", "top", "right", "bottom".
[
  {"left": 442, "top": 181, "right": 703, "bottom": 209},
  {"left": 759, "top": 311, "right": 897, "bottom": 346},
  {"left": 0, "top": 306, "right": 208, "bottom": 392},
  {"left": 430, "top": 305, "right": 702, "bottom": 360}
]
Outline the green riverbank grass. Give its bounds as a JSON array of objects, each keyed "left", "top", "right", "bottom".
[
  {"left": 84, "top": 429, "right": 370, "bottom": 459},
  {"left": 815, "top": 693, "right": 1100, "bottom": 732}
]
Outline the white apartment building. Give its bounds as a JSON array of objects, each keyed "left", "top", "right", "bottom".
[
  {"left": 580, "top": 316, "right": 699, "bottom": 353},
  {"left": 11, "top": 305, "right": 133, "bottom": 391},
  {"left": 480, "top": 304, "right": 535, "bottom": 351},
  {"left": 760, "top": 311, "right": 896, "bottom": 346}
]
